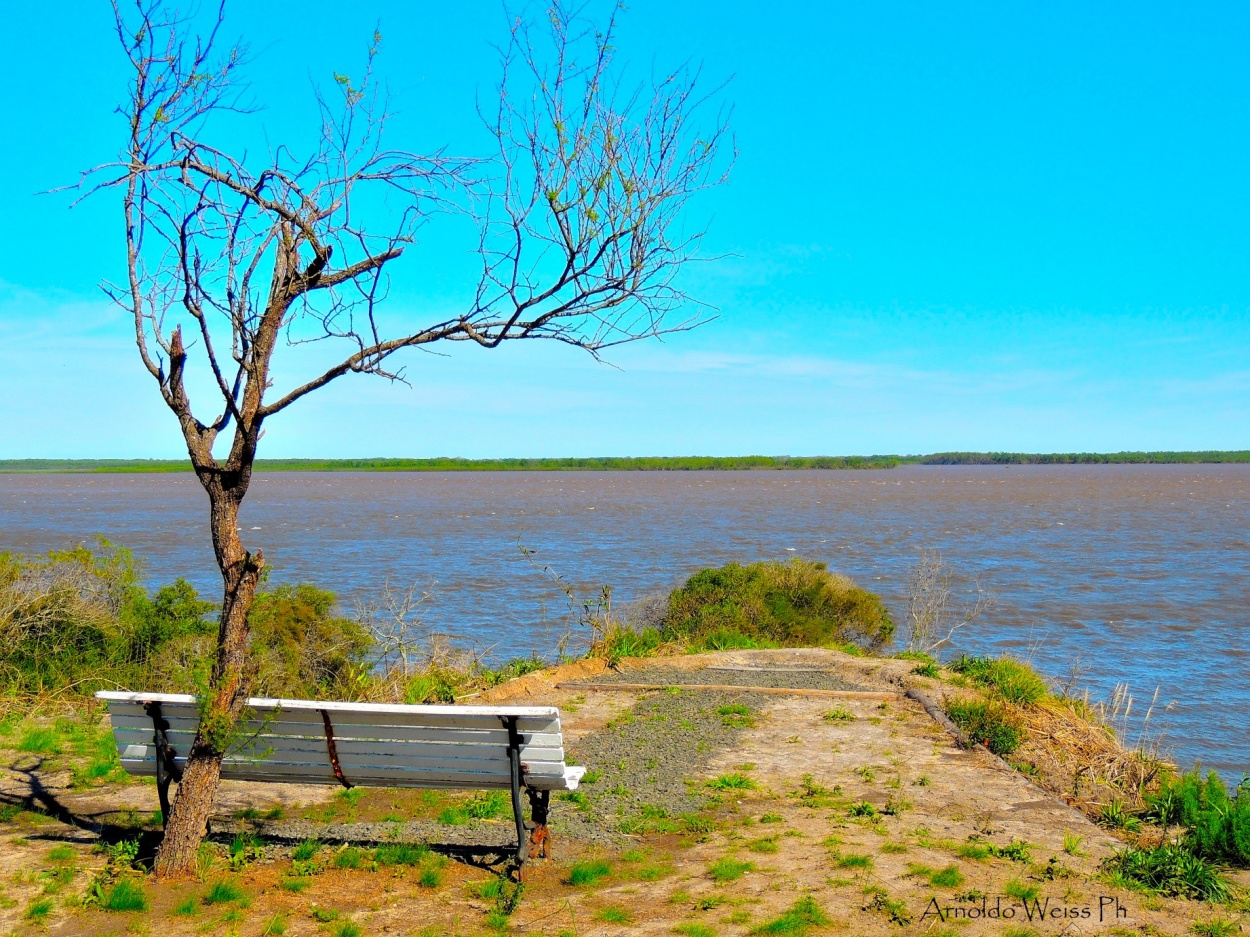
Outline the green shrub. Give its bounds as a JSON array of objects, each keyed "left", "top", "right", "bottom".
[
  {"left": 248, "top": 584, "right": 373, "bottom": 697},
  {"left": 664, "top": 559, "right": 895, "bottom": 651},
  {"left": 1146, "top": 768, "right": 1250, "bottom": 866},
  {"left": 1103, "top": 843, "right": 1230, "bottom": 901},
  {"left": 945, "top": 698, "right": 1024, "bottom": 755},
  {"left": 949, "top": 656, "right": 1047, "bottom": 705}
]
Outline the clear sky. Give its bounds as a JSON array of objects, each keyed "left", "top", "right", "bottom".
[{"left": 1, "top": 1, "right": 1247, "bottom": 458}]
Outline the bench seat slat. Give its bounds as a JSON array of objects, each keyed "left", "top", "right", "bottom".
[
  {"left": 116, "top": 736, "right": 565, "bottom": 765},
  {"left": 119, "top": 757, "right": 583, "bottom": 790},
  {"left": 107, "top": 707, "right": 559, "bottom": 736},
  {"left": 108, "top": 718, "right": 563, "bottom": 748},
  {"left": 109, "top": 725, "right": 565, "bottom": 755},
  {"left": 99, "top": 691, "right": 559, "bottom": 719},
  {"left": 120, "top": 751, "right": 568, "bottom": 777}
]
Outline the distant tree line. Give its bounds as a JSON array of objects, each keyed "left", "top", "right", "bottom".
[
  {"left": 912, "top": 451, "right": 1250, "bottom": 465},
  {"left": 4, "top": 451, "right": 1248, "bottom": 473}
]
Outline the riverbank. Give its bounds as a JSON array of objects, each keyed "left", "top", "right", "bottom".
[{"left": 1, "top": 648, "right": 1245, "bottom": 936}]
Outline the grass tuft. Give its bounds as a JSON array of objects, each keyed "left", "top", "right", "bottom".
[
  {"left": 203, "top": 879, "right": 245, "bottom": 905},
  {"left": 568, "top": 859, "right": 611, "bottom": 886},
  {"left": 749, "top": 896, "right": 829, "bottom": 936},
  {"left": 103, "top": 879, "right": 148, "bottom": 912},
  {"left": 709, "top": 857, "right": 754, "bottom": 882}
]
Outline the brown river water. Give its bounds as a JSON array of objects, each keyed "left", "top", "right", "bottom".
[{"left": 2, "top": 465, "right": 1247, "bottom": 774}]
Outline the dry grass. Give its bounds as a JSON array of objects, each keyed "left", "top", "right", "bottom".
[{"left": 1011, "top": 695, "right": 1173, "bottom": 814}]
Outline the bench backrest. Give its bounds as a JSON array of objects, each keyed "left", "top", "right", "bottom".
[{"left": 97, "top": 692, "right": 582, "bottom": 791}]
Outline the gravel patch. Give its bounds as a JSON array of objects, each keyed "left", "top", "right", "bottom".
[
  {"left": 210, "top": 816, "right": 525, "bottom": 851},
  {"left": 570, "top": 664, "right": 870, "bottom": 692},
  {"left": 554, "top": 686, "right": 774, "bottom": 846}
]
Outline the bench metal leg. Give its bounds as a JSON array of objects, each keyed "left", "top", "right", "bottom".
[
  {"left": 526, "top": 788, "right": 552, "bottom": 860},
  {"left": 502, "top": 716, "right": 527, "bottom": 871},
  {"left": 145, "top": 701, "right": 182, "bottom": 826}
]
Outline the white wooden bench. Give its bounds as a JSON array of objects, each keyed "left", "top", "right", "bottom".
[{"left": 96, "top": 691, "right": 585, "bottom": 867}]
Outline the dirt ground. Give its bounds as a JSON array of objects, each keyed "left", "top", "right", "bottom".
[{"left": 0, "top": 649, "right": 1241, "bottom": 936}]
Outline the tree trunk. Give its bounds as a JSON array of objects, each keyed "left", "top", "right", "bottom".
[{"left": 154, "top": 477, "right": 264, "bottom": 878}]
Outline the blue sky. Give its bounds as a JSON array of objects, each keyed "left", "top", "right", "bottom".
[{"left": 1, "top": 1, "right": 1247, "bottom": 458}]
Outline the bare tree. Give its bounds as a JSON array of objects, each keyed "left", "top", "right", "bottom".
[
  {"left": 352, "top": 580, "right": 436, "bottom": 679},
  {"left": 904, "top": 550, "right": 994, "bottom": 657},
  {"left": 77, "top": 0, "right": 730, "bottom": 876}
]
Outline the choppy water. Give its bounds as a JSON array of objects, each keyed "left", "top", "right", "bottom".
[{"left": 2, "top": 466, "right": 1247, "bottom": 774}]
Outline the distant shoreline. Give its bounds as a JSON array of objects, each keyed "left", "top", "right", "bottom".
[{"left": 1, "top": 451, "right": 1248, "bottom": 473}]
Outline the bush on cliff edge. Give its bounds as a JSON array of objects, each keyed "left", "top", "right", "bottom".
[{"left": 663, "top": 558, "right": 895, "bottom": 652}]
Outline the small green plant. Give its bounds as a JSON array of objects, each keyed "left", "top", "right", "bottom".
[
  {"left": 281, "top": 878, "right": 311, "bottom": 892},
  {"left": 847, "top": 801, "right": 878, "bottom": 818},
  {"left": 48, "top": 844, "right": 74, "bottom": 861},
  {"left": 292, "top": 839, "right": 321, "bottom": 861},
  {"left": 709, "top": 773, "right": 756, "bottom": 791},
  {"left": 715, "top": 709, "right": 750, "bottom": 729},
  {"left": 175, "top": 895, "right": 199, "bottom": 915},
  {"left": 749, "top": 895, "right": 829, "bottom": 935},
  {"left": 103, "top": 879, "right": 148, "bottom": 912},
  {"left": 911, "top": 661, "right": 940, "bottom": 678},
  {"left": 334, "top": 846, "right": 364, "bottom": 869},
  {"left": 759, "top": 813, "right": 783, "bottom": 824},
  {"left": 956, "top": 840, "right": 991, "bottom": 860},
  {"left": 1192, "top": 918, "right": 1240, "bottom": 937},
  {"left": 261, "top": 913, "right": 288, "bottom": 936},
  {"left": 944, "top": 698, "right": 1023, "bottom": 755},
  {"left": 864, "top": 891, "right": 911, "bottom": 926},
  {"left": 675, "top": 924, "right": 717, "bottom": 937},
  {"left": 1099, "top": 799, "right": 1143, "bottom": 832},
  {"left": 988, "top": 839, "right": 1032, "bottom": 862},
  {"left": 855, "top": 765, "right": 876, "bottom": 782},
  {"left": 334, "top": 922, "right": 362, "bottom": 937},
  {"left": 312, "top": 907, "right": 340, "bottom": 922},
  {"left": 1063, "top": 832, "right": 1087, "bottom": 856},
  {"left": 709, "top": 857, "right": 753, "bottom": 882},
  {"left": 747, "top": 836, "right": 779, "bottom": 854},
  {"left": 823, "top": 706, "right": 854, "bottom": 723},
  {"left": 439, "top": 789, "right": 509, "bottom": 825},
  {"left": 336, "top": 787, "right": 366, "bottom": 808},
  {"left": 568, "top": 859, "right": 611, "bottom": 886},
  {"left": 1103, "top": 843, "right": 1230, "bottom": 902}
]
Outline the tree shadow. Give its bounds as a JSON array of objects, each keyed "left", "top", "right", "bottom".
[{"left": 2, "top": 757, "right": 163, "bottom": 859}]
